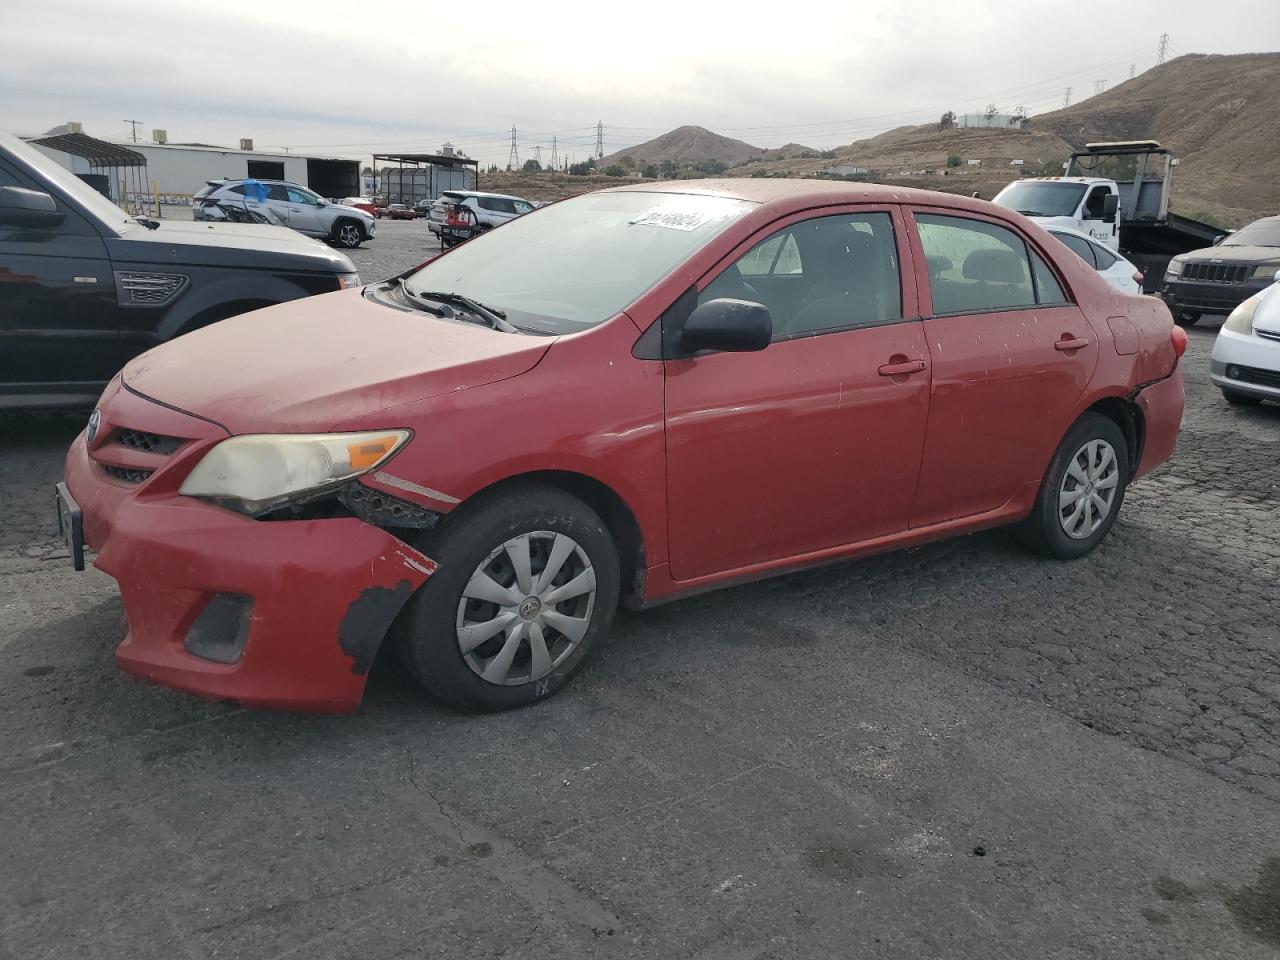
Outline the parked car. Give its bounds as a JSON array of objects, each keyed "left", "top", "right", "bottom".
[
  {"left": 1046, "top": 226, "right": 1144, "bottom": 295},
  {"left": 1210, "top": 280, "right": 1280, "bottom": 406},
  {"left": 340, "top": 196, "right": 381, "bottom": 219},
  {"left": 0, "top": 132, "right": 359, "bottom": 410},
  {"left": 428, "top": 190, "right": 536, "bottom": 244},
  {"left": 193, "top": 179, "right": 376, "bottom": 248},
  {"left": 411, "top": 198, "right": 434, "bottom": 218},
  {"left": 382, "top": 203, "right": 416, "bottom": 221},
  {"left": 1161, "top": 215, "right": 1280, "bottom": 326},
  {"left": 59, "top": 181, "right": 1185, "bottom": 714}
]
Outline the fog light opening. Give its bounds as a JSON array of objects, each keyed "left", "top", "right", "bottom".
[{"left": 184, "top": 593, "right": 253, "bottom": 664}]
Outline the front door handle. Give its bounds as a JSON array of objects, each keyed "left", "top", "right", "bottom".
[
  {"left": 1055, "top": 336, "right": 1090, "bottom": 351},
  {"left": 877, "top": 358, "right": 928, "bottom": 377}
]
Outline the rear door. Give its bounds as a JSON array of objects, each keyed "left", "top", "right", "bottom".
[
  {"left": 0, "top": 157, "right": 119, "bottom": 395},
  {"left": 664, "top": 206, "right": 932, "bottom": 581},
  {"left": 906, "top": 208, "right": 1098, "bottom": 527}
]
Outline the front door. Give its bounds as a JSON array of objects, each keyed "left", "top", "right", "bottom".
[
  {"left": 284, "top": 185, "right": 325, "bottom": 236},
  {"left": 907, "top": 209, "right": 1099, "bottom": 527},
  {"left": 664, "top": 207, "right": 932, "bottom": 582},
  {"left": 0, "top": 157, "right": 119, "bottom": 396}
]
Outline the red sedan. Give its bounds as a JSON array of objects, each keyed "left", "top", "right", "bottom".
[
  {"left": 382, "top": 203, "right": 417, "bottom": 220},
  {"left": 59, "top": 180, "right": 1185, "bottom": 713}
]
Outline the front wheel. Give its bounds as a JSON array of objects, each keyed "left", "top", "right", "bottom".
[
  {"left": 332, "top": 220, "right": 365, "bottom": 248},
  {"left": 393, "top": 485, "right": 620, "bottom": 712},
  {"left": 1018, "top": 413, "right": 1129, "bottom": 559}
]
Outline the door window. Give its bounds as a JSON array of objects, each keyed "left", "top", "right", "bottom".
[
  {"left": 699, "top": 212, "right": 901, "bottom": 340},
  {"left": 287, "top": 186, "right": 319, "bottom": 205},
  {"left": 916, "top": 214, "right": 1058, "bottom": 314},
  {"left": 1030, "top": 251, "right": 1068, "bottom": 304},
  {"left": 514, "top": 200, "right": 535, "bottom": 215},
  {"left": 265, "top": 183, "right": 289, "bottom": 202},
  {"left": 1084, "top": 186, "right": 1110, "bottom": 219},
  {"left": 1053, "top": 231, "right": 1098, "bottom": 268}
]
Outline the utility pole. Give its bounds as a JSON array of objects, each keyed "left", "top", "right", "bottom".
[
  {"left": 595, "top": 121, "right": 604, "bottom": 160},
  {"left": 123, "top": 119, "right": 143, "bottom": 143},
  {"left": 1158, "top": 33, "right": 1170, "bottom": 64},
  {"left": 507, "top": 126, "right": 519, "bottom": 171},
  {"left": 1095, "top": 80, "right": 1106, "bottom": 95},
  {"left": 550, "top": 136, "right": 559, "bottom": 172},
  {"left": 1063, "top": 86, "right": 1072, "bottom": 107}
]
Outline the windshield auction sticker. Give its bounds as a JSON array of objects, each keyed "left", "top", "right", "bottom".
[{"left": 630, "top": 209, "right": 715, "bottom": 231}]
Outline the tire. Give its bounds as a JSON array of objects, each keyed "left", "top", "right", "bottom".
[
  {"left": 393, "top": 484, "right": 620, "bottom": 712},
  {"left": 1222, "top": 389, "right": 1263, "bottom": 407},
  {"left": 332, "top": 219, "right": 365, "bottom": 248},
  {"left": 1174, "top": 311, "right": 1201, "bottom": 327},
  {"left": 1018, "top": 413, "right": 1129, "bottom": 559}
]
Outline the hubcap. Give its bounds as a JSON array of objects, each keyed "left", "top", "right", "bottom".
[
  {"left": 1058, "top": 438, "right": 1120, "bottom": 540},
  {"left": 339, "top": 225, "right": 359, "bottom": 245},
  {"left": 456, "top": 531, "right": 596, "bottom": 686}
]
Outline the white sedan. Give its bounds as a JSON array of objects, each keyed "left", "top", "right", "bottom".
[
  {"left": 1210, "top": 281, "right": 1280, "bottom": 406},
  {"left": 1046, "top": 226, "right": 1144, "bottom": 295}
]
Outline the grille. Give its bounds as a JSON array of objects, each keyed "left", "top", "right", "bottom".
[
  {"left": 102, "top": 465, "right": 154, "bottom": 484},
  {"left": 114, "top": 429, "right": 183, "bottom": 455},
  {"left": 1228, "top": 364, "right": 1280, "bottom": 389},
  {"left": 1256, "top": 329, "right": 1280, "bottom": 343},
  {"left": 1181, "top": 262, "right": 1250, "bottom": 284},
  {"left": 115, "top": 271, "right": 189, "bottom": 306}
]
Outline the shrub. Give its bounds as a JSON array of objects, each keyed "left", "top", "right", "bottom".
[{"left": 604, "top": 164, "right": 626, "bottom": 177}]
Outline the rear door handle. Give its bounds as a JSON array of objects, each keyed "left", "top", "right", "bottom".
[
  {"left": 877, "top": 359, "right": 928, "bottom": 376},
  {"left": 1055, "top": 336, "right": 1090, "bottom": 351}
]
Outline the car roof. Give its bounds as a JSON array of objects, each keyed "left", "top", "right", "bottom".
[{"left": 601, "top": 177, "right": 1003, "bottom": 218}]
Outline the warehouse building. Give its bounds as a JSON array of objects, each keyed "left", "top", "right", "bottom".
[{"left": 28, "top": 125, "right": 360, "bottom": 207}]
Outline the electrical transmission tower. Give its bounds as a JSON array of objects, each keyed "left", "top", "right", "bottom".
[
  {"left": 123, "top": 119, "right": 143, "bottom": 142},
  {"left": 1063, "top": 86, "right": 1072, "bottom": 107},
  {"left": 595, "top": 121, "right": 604, "bottom": 159},
  {"left": 1095, "top": 80, "right": 1106, "bottom": 95},
  {"left": 1129, "top": 63, "right": 1136, "bottom": 79},
  {"left": 532, "top": 145, "right": 542, "bottom": 167},
  {"left": 1158, "top": 33, "right": 1170, "bottom": 64},
  {"left": 550, "top": 136, "right": 559, "bottom": 171},
  {"left": 507, "top": 127, "right": 520, "bottom": 171}
]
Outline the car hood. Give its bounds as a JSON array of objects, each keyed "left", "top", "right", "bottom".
[
  {"left": 108, "top": 219, "right": 354, "bottom": 272},
  {"left": 1183, "top": 244, "right": 1280, "bottom": 265},
  {"left": 1251, "top": 282, "right": 1280, "bottom": 335},
  {"left": 121, "top": 288, "right": 554, "bottom": 434}
]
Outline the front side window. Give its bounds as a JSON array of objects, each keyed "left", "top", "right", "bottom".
[
  {"left": 514, "top": 200, "right": 534, "bottom": 215},
  {"left": 287, "top": 186, "right": 319, "bottom": 205},
  {"left": 699, "top": 212, "right": 902, "bottom": 340},
  {"left": 405, "top": 191, "right": 755, "bottom": 334},
  {"left": 1084, "top": 187, "right": 1110, "bottom": 219},
  {"left": 916, "top": 214, "right": 1046, "bottom": 314}
]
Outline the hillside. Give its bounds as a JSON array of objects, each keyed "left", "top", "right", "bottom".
[{"left": 601, "top": 125, "right": 766, "bottom": 169}]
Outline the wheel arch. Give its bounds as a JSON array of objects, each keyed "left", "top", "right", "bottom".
[
  {"left": 1082, "top": 394, "right": 1144, "bottom": 477},
  {"left": 448, "top": 469, "right": 647, "bottom": 607}
]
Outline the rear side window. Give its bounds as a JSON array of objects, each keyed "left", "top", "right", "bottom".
[
  {"left": 917, "top": 214, "right": 1053, "bottom": 314},
  {"left": 267, "top": 184, "right": 289, "bottom": 201},
  {"left": 226, "top": 183, "right": 248, "bottom": 196},
  {"left": 1092, "top": 245, "right": 1118, "bottom": 269},
  {"left": 1054, "top": 231, "right": 1097, "bottom": 268},
  {"left": 193, "top": 183, "right": 221, "bottom": 200}
]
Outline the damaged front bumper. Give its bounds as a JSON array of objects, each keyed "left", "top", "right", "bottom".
[{"left": 63, "top": 391, "right": 436, "bottom": 714}]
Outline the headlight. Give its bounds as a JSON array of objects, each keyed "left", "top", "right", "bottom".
[
  {"left": 1254, "top": 264, "right": 1280, "bottom": 280},
  {"left": 180, "top": 431, "right": 410, "bottom": 515},
  {"left": 1223, "top": 294, "right": 1261, "bottom": 336},
  {"left": 336, "top": 272, "right": 362, "bottom": 289},
  {"left": 1165, "top": 258, "right": 1184, "bottom": 277}
]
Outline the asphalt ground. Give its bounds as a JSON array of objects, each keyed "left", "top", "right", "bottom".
[{"left": 2, "top": 219, "right": 1279, "bottom": 958}]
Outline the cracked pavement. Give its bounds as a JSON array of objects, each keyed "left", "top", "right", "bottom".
[{"left": 2, "top": 229, "right": 1279, "bottom": 958}]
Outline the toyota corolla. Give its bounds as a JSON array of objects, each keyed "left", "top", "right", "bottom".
[{"left": 59, "top": 180, "right": 1186, "bottom": 713}]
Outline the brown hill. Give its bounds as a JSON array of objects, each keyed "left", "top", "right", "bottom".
[
  {"left": 603, "top": 125, "right": 765, "bottom": 169},
  {"left": 1028, "top": 52, "right": 1280, "bottom": 225}
]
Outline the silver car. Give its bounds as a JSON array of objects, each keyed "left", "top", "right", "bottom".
[
  {"left": 1210, "top": 281, "right": 1280, "bottom": 406},
  {"left": 193, "top": 179, "right": 376, "bottom": 248},
  {"left": 427, "top": 190, "right": 536, "bottom": 241}
]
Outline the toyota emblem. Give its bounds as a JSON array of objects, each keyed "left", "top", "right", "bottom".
[{"left": 86, "top": 409, "right": 101, "bottom": 443}]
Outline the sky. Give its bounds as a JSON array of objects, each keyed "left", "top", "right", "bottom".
[{"left": 3, "top": 0, "right": 1279, "bottom": 168}]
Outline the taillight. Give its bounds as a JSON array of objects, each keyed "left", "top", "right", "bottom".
[
  {"left": 1170, "top": 324, "right": 1188, "bottom": 360},
  {"left": 1132, "top": 271, "right": 1144, "bottom": 286}
]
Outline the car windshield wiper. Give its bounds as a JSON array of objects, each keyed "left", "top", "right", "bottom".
[
  {"left": 414, "top": 290, "right": 521, "bottom": 334},
  {"left": 394, "top": 279, "right": 448, "bottom": 316},
  {"left": 1016, "top": 209, "right": 1048, "bottom": 217}
]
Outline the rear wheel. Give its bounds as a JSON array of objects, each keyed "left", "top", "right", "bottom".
[
  {"left": 1222, "top": 388, "right": 1263, "bottom": 407},
  {"left": 393, "top": 485, "right": 620, "bottom": 712},
  {"left": 1174, "top": 310, "right": 1201, "bottom": 327},
  {"left": 1018, "top": 413, "right": 1129, "bottom": 559},
  {"left": 332, "top": 219, "right": 365, "bottom": 248}
]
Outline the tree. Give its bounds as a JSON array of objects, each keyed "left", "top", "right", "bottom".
[
  {"left": 604, "top": 164, "right": 627, "bottom": 177},
  {"left": 641, "top": 164, "right": 660, "bottom": 179},
  {"left": 620, "top": 155, "right": 636, "bottom": 170},
  {"left": 939, "top": 111, "right": 956, "bottom": 130},
  {"left": 569, "top": 160, "right": 594, "bottom": 176},
  {"left": 521, "top": 158, "right": 542, "bottom": 173}
]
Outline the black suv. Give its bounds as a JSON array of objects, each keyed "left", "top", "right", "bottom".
[
  {"left": 1161, "top": 215, "right": 1280, "bottom": 326},
  {"left": 0, "top": 133, "right": 361, "bottom": 409}
]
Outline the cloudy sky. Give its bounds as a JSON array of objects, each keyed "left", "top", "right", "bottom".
[{"left": 3, "top": 0, "right": 1278, "bottom": 167}]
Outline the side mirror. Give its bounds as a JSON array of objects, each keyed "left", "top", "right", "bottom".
[
  {"left": 681, "top": 298, "right": 771, "bottom": 354},
  {"left": 1103, "top": 194, "right": 1119, "bottom": 224},
  {"left": 1212, "top": 234, "right": 1225, "bottom": 246},
  {"left": 0, "top": 186, "right": 65, "bottom": 228}
]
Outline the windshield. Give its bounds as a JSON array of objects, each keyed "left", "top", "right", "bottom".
[
  {"left": 8, "top": 135, "right": 135, "bottom": 231},
  {"left": 994, "top": 181, "right": 1088, "bottom": 218},
  {"left": 1223, "top": 219, "right": 1280, "bottom": 248},
  {"left": 405, "top": 191, "right": 756, "bottom": 334}
]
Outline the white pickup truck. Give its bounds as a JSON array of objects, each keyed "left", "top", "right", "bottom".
[{"left": 993, "top": 141, "right": 1226, "bottom": 292}]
